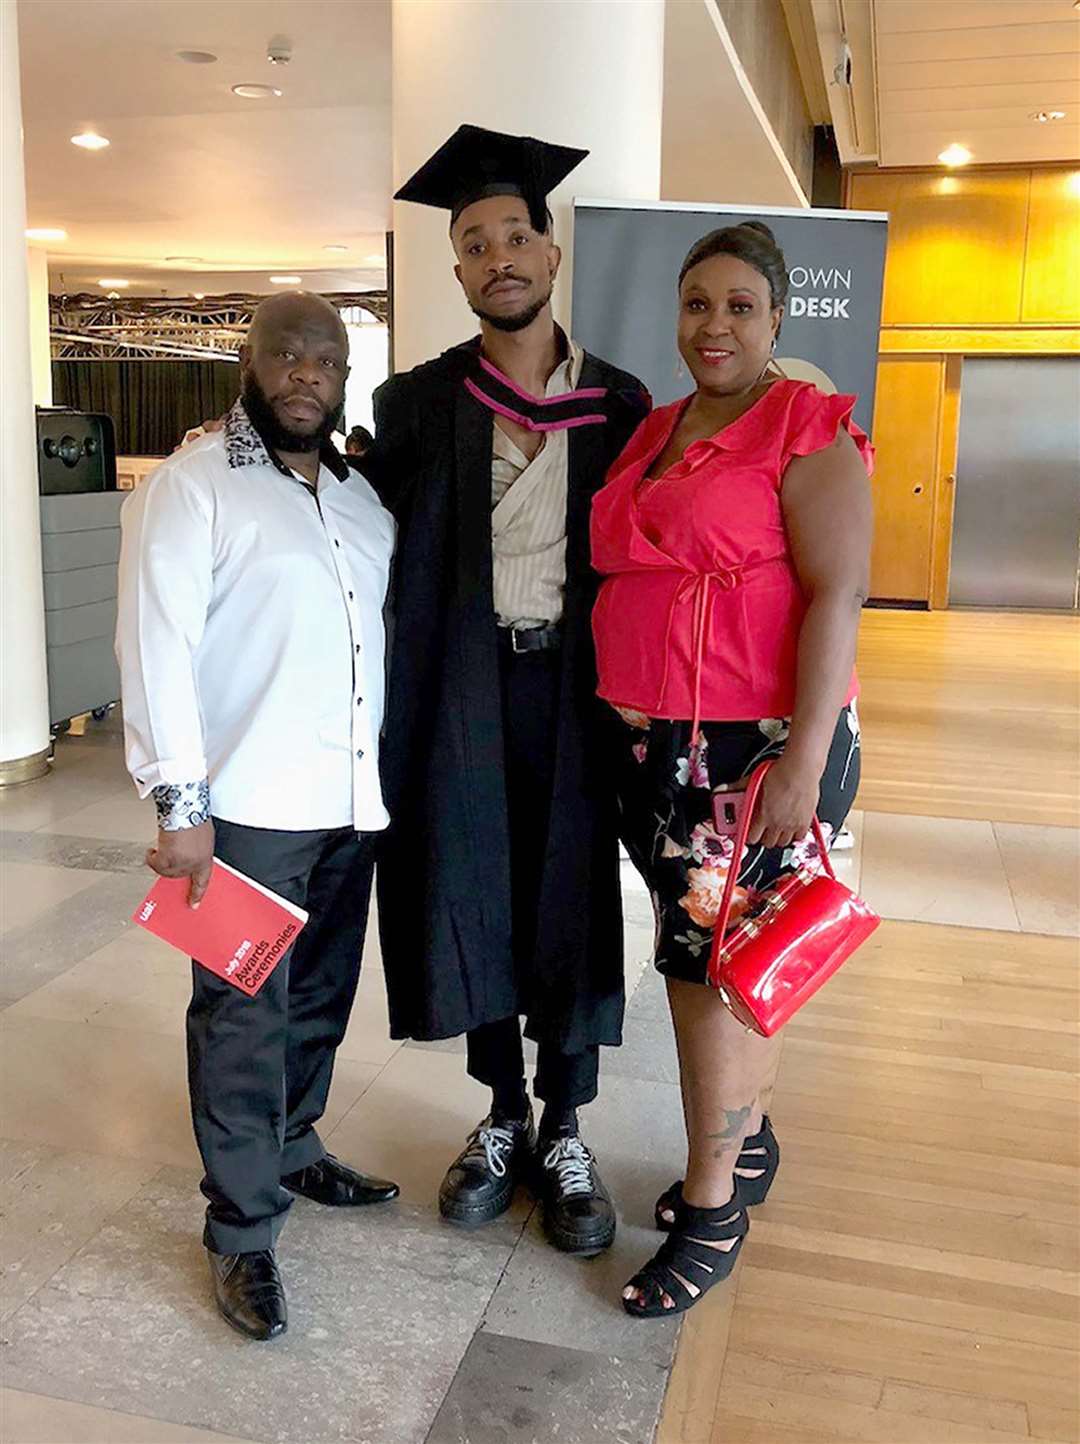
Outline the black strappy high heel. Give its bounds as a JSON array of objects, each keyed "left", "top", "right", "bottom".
[
  {"left": 654, "top": 1116, "right": 779, "bottom": 1230},
  {"left": 623, "top": 1188, "right": 749, "bottom": 1319}
]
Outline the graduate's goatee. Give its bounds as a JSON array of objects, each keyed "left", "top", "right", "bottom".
[{"left": 469, "top": 285, "right": 552, "bottom": 333}]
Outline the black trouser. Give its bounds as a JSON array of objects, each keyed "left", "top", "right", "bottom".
[
  {"left": 187, "top": 819, "right": 375, "bottom": 1254},
  {"left": 463, "top": 634, "right": 600, "bottom": 1115}
]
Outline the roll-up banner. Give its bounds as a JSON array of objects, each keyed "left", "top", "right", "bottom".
[{"left": 570, "top": 200, "right": 888, "bottom": 434}]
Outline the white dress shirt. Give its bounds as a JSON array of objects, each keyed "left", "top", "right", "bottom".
[
  {"left": 115, "top": 401, "right": 395, "bottom": 832},
  {"left": 490, "top": 340, "right": 583, "bottom": 628}
]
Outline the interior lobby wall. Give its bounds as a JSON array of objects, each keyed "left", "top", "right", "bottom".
[{"left": 849, "top": 165, "right": 1080, "bottom": 607}]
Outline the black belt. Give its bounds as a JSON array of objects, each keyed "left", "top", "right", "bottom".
[{"left": 498, "top": 623, "right": 562, "bottom": 654}]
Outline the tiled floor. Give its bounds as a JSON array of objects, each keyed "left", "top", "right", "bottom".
[{"left": 1, "top": 613, "right": 1078, "bottom": 1444}]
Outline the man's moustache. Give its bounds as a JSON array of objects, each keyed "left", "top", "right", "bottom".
[{"left": 483, "top": 275, "right": 530, "bottom": 295}]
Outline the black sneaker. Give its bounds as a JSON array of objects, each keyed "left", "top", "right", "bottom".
[
  {"left": 439, "top": 1109, "right": 537, "bottom": 1227},
  {"left": 535, "top": 1134, "right": 616, "bottom": 1257}
]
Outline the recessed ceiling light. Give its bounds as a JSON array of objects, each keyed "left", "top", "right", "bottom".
[
  {"left": 176, "top": 50, "right": 217, "bottom": 64},
  {"left": 165, "top": 255, "right": 204, "bottom": 263},
  {"left": 938, "top": 144, "right": 973, "bottom": 168},
  {"left": 323, "top": 244, "right": 349, "bottom": 252},
  {"left": 1031, "top": 110, "right": 1067, "bottom": 122},
  {"left": 98, "top": 277, "right": 130, "bottom": 288},
  {"left": 71, "top": 132, "right": 110, "bottom": 150},
  {"left": 192, "top": 292, "right": 206, "bottom": 299},
  {"left": 231, "top": 84, "right": 283, "bottom": 99},
  {"left": 26, "top": 227, "right": 68, "bottom": 241},
  {"left": 362, "top": 252, "right": 385, "bottom": 266},
  {"left": 269, "top": 275, "right": 302, "bottom": 285}
]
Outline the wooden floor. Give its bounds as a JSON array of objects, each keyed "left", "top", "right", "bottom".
[
  {"left": 657, "top": 611, "right": 1080, "bottom": 1444},
  {"left": 856, "top": 611, "right": 1080, "bottom": 827}
]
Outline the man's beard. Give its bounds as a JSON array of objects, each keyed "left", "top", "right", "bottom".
[
  {"left": 241, "top": 372, "right": 342, "bottom": 453},
  {"left": 469, "top": 282, "right": 552, "bottom": 334}
]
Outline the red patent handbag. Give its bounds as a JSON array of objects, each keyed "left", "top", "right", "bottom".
[{"left": 707, "top": 760, "right": 880, "bottom": 1036}]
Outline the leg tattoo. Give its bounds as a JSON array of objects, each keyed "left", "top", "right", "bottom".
[{"left": 708, "top": 1105, "right": 752, "bottom": 1159}]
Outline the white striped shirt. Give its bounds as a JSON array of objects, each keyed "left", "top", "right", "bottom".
[{"left": 491, "top": 341, "right": 584, "bottom": 628}]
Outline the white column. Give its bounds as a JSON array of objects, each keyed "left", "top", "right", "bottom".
[
  {"left": 1, "top": 0, "right": 51, "bottom": 781},
  {"left": 390, "top": 0, "right": 665, "bottom": 371},
  {"left": 27, "top": 243, "right": 52, "bottom": 407}
]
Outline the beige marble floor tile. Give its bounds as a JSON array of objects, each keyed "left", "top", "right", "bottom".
[
  {"left": 4, "top": 928, "right": 195, "bottom": 1034},
  {"left": 0, "top": 862, "right": 103, "bottom": 936},
  {"left": 0, "top": 1141, "right": 160, "bottom": 1321},
  {"left": 325, "top": 1045, "right": 519, "bottom": 1209},
  {"left": 0, "top": 774, "right": 124, "bottom": 835},
  {"left": 0, "top": 1389, "right": 260, "bottom": 1444},
  {"left": 337, "top": 951, "right": 401, "bottom": 1069},
  {"left": 993, "top": 822, "right": 1080, "bottom": 937},
  {"left": 859, "top": 812, "right": 1020, "bottom": 932},
  {"left": 36, "top": 793, "right": 155, "bottom": 844},
  {"left": 831, "top": 808, "right": 864, "bottom": 895},
  {"left": 0, "top": 1014, "right": 380, "bottom": 1167}
]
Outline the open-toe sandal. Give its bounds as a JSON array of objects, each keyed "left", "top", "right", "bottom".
[
  {"left": 654, "top": 1116, "right": 779, "bottom": 1230},
  {"left": 624, "top": 1190, "right": 749, "bottom": 1319}
]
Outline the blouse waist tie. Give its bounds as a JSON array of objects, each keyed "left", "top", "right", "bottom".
[{"left": 644, "top": 554, "right": 787, "bottom": 744}]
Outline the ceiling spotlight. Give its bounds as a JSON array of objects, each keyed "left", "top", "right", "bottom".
[
  {"left": 363, "top": 252, "right": 385, "bottom": 266},
  {"left": 192, "top": 292, "right": 206, "bottom": 300},
  {"left": 176, "top": 50, "right": 217, "bottom": 64},
  {"left": 98, "top": 277, "right": 130, "bottom": 288},
  {"left": 323, "top": 244, "right": 349, "bottom": 252},
  {"left": 1031, "top": 110, "right": 1067, "bottom": 122},
  {"left": 269, "top": 275, "right": 302, "bottom": 285},
  {"left": 267, "top": 35, "right": 292, "bottom": 65},
  {"left": 26, "top": 227, "right": 68, "bottom": 241},
  {"left": 938, "top": 144, "right": 973, "bottom": 167},
  {"left": 166, "top": 255, "right": 204, "bottom": 263},
  {"left": 71, "top": 132, "right": 110, "bottom": 150},
  {"left": 231, "top": 84, "right": 282, "bottom": 99}
]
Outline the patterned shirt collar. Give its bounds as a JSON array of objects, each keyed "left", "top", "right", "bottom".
[{"left": 224, "top": 397, "right": 349, "bottom": 482}]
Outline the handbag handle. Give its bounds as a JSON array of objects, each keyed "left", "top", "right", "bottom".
[{"left": 712, "top": 759, "right": 837, "bottom": 942}]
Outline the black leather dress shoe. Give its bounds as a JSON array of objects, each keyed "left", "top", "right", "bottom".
[
  {"left": 439, "top": 1110, "right": 537, "bottom": 1227},
  {"left": 208, "top": 1249, "right": 287, "bottom": 1341},
  {"left": 535, "top": 1134, "right": 616, "bottom": 1256},
  {"left": 282, "top": 1154, "right": 400, "bottom": 1207}
]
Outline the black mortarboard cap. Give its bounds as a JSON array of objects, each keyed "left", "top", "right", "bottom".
[{"left": 394, "top": 124, "right": 589, "bottom": 235}]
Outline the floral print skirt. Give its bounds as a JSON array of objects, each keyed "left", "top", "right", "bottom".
[{"left": 615, "top": 705, "right": 861, "bottom": 987}]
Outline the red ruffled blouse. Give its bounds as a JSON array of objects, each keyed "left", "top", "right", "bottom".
[{"left": 590, "top": 379, "right": 874, "bottom": 729}]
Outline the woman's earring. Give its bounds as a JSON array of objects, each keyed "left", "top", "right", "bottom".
[{"left": 676, "top": 354, "right": 687, "bottom": 379}]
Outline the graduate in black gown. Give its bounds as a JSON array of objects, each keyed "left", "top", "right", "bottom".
[{"left": 363, "top": 126, "right": 650, "bottom": 1256}]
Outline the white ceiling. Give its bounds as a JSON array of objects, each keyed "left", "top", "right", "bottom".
[
  {"left": 873, "top": 0, "right": 1080, "bottom": 167},
  {"left": 662, "top": 0, "right": 809, "bottom": 208},
  {"left": 18, "top": 0, "right": 391, "bottom": 296}
]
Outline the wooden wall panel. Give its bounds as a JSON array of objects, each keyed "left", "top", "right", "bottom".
[
  {"left": 1022, "top": 169, "right": 1080, "bottom": 324},
  {"left": 880, "top": 326, "right": 1080, "bottom": 354},
  {"left": 929, "top": 357, "right": 962, "bottom": 610},
  {"left": 849, "top": 170, "right": 1030, "bottom": 326},
  {"left": 868, "top": 357, "right": 942, "bottom": 602}
]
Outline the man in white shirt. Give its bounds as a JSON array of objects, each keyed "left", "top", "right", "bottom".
[{"left": 115, "top": 293, "right": 398, "bottom": 1342}]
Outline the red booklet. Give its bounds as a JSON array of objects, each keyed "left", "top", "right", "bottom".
[{"left": 132, "top": 860, "right": 309, "bottom": 996}]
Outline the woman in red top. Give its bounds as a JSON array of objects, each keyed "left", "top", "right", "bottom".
[{"left": 591, "top": 222, "right": 873, "bottom": 1318}]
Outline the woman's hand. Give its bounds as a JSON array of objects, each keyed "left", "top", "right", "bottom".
[{"left": 746, "top": 755, "right": 820, "bottom": 849}]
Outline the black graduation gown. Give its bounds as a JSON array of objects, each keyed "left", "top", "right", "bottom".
[{"left": 363, "top": 338, "right": 650, "bottom": 1051}]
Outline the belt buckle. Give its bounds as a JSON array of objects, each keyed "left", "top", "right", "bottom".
[{"left": 511, "top": 628, "right": 529, "bottom": 654}]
